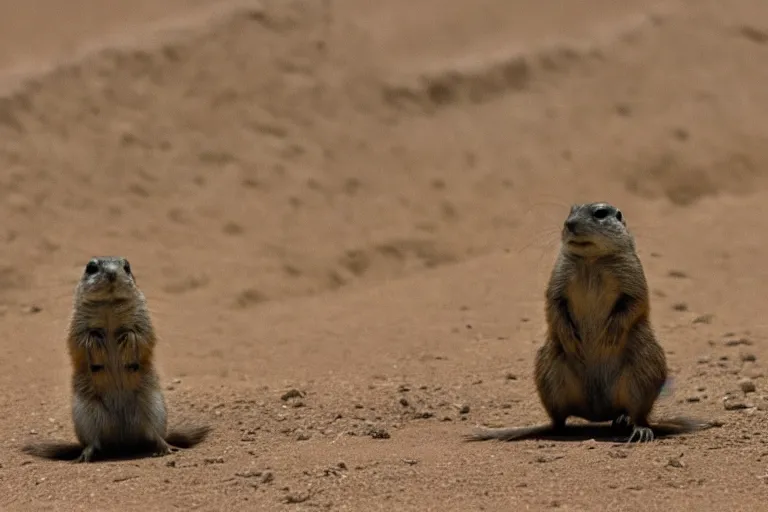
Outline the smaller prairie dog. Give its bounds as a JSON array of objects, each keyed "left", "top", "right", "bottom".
[
  {"left": 467, "top": 202, "right": 713, "bottom": 443},
  {"left": 23, "top": 257, "right": 210, "bottom": 462}
]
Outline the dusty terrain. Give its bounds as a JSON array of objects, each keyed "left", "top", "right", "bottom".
[{"left": 2, "top": 0, "right": 768, "bottom": 509}]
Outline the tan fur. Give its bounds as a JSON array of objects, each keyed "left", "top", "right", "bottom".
[
  {"left": 22, "top": 257, "right": 211, "bottom": 462},
  {"left": 466, "top": 202, "right": 715, "bottom": 443}
]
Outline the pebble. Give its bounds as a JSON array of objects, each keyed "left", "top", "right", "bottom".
[
  {"left": 693, "top": 314, "right": 713, "bottom": 324},
  {"left": 739, "top": 378, "right": 757, "bottom": 394},
  {"left": 723, "top": 397, "right": 750, "bottom": 410},
  {"left": 667, "top": 455, "right": 685, "bottom": 468},
  {"left": 534, "top": 454, "right": 565, "bottom": 463},
  {"left": 280, "top": 389, "right": 304, "bottom": 401},
  {"left": 367, "top": 427, "right": 390, "bottom": 439}
]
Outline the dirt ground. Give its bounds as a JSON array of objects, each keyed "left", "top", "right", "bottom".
[{"left": 2, "top": 0, "right": 768, "bottom": 509}]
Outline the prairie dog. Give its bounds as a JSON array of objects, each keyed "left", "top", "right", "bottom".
[
  {"left": 467, "top": 202, "right": 712, "bottom": 443},
  {"left": 22, "top": 257, "right": 210, "bottom": 462}
]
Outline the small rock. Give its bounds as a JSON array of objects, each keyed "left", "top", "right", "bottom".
[
  {"left": 672, "top": 302, "right": 688, "bottom": 312},
  {"left": 204, "top": 457, "right": 225, "bottom": 464},
  {"left": 534, "top": 454, "right": 565, "bottom": 463},
  {"left": 284, "top": 492, "right": 310, "bottom": 504},
  {"left": 697, "top": 356, "right": 711, "bottom": 364},
  {"left": 367, "top": 427, "right": 390, "bottom": 439},
  {"left": 741, "top": 352, "right": 757, "bottom": 362},
  {"left": 261, "top": 472, "right": 274, "bottom": 484},
  {"left": 723, "top": 397, "right": 750, "bottom": 411},
  {"left": 667, "top": 455, "right": 685, "bottom": 468},
  {"left": 505, "top": 373, "right": 518, "bottom": 381},
  {"left": 296, "top": 431, "right": 311, "bottom": 441},
  {"left": 166, "top": 460, "right": 176, "bottom": 468},
  {"left": 172, "top": 378, "right": 182, "bottom": 384},
  {"left": 235, "top": 470, "right": 263, "bottom": 478},
  {"left": 693, "top": 314, "right": 713, "bottom": 324},
  {"left": 739, "top": 378, "right": 757, "bottom": 394},
  {"left": 725, "top": 338, "right": 752, "bottom": 347},
  {"left": 458, "top": 404, "right": 470, "bottom": 415},
  {"left": 685, "top": 396, "right": 701, "bottom": 403},
  {"left": 280, "top": 389, "right": 304, "bottom": 401},
  {"left": 668, "top": 270, "right": 688, "bottom": 278},
  {"left": 399, "top": 397, "right": 409, "bottom": 407}
]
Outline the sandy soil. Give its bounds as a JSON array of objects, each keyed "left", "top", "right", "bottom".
[{"left": 2, "top": 0, "right": 768, "bottom": 509}]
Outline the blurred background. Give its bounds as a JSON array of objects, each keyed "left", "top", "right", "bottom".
[
  {"left": 2, "top": 0, "right": 768, "bottom": 509},
  {"left": 2, "top": 0, "right": 766, "bottom": 311}
]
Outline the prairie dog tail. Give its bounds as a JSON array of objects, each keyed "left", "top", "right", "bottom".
[
  {"left": 649, "top": 416, "right": 722, "bottom": 435},
  {"left": 21, "top": 441, "right": 83, "bottom": 461},
  {"left": 463, "top": 424, "right": 554, "bottom": 442},
  {"left": 165, "top": 423, "right": 212, "bottom": 448}
]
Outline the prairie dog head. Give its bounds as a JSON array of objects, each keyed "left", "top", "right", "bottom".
[
  {"left": 75, "top": 256, "right": 139, "bottom": 302},
  {"left": 560, "top": 202, "right": 634, "bottom": 258}
]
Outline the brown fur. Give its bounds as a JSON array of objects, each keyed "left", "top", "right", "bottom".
[
  {"left": 22, "top": 257, "right": 211, "bottom": 462},
  {"left": 466, "top": 203, "right": 716, "bottom": 443}
]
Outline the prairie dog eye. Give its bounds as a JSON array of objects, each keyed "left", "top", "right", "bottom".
[{"left": 85, "top": 261, "right": 99, "bottom": 275}]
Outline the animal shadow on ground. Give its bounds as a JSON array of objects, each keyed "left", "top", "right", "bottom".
[{"left": 465, "top": 418, "right": 719, "bottom": 443}]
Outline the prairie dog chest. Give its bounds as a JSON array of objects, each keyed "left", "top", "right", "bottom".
[
  {"left": 565, "top": 264, "right": 622, "bottom": 341},
  {"left": 81, "top": 301, "right": 138, "bottom": 340}
]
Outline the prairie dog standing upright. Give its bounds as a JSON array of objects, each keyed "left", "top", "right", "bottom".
[
  {"left": 23, "top": 257, "right": 210, "bottom": 462},
  {"left": 467, "top": 202, "right": 711, "bottom": 443}
]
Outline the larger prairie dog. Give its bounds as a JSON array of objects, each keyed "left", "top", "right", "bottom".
[{"left": 467, "top": 202, "right": 712, "bottom": 443}]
